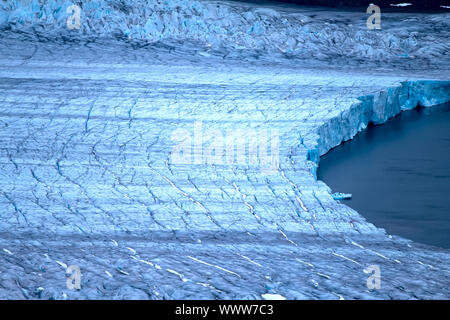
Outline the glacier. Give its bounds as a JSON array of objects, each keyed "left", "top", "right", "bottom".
[{"left": 0, "top": 1, "right": 449, "bottom": 299}]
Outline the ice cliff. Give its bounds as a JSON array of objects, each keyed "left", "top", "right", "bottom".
[{"left": 308, "top": 81, "right": 450, "bottom": 178}]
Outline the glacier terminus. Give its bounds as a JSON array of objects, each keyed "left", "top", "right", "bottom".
[{"left": 0, "top": 0, "right": 449, "bottom": 300}]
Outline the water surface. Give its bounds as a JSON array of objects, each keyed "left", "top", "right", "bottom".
[{"left": 318, "top": 101, "right": 450, "bottom": 248}]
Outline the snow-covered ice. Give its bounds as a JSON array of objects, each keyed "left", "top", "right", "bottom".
[{"left": 0, "top": 1, "right": 449, "bottom": 299}]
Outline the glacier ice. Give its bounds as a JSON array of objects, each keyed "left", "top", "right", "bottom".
[
  {"left": 0, "top": 1, "right": 449, "bottom": 300},
  {"left": 331, "top": 193, "right": 352, "bottom": 200}
]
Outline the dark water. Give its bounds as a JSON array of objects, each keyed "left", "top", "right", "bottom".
[
  {"left": 318, "top": 101, "right": 450, "bottom": 249},
  {"left": 230, "top": 0, "right": 450, "bottom": 12}
]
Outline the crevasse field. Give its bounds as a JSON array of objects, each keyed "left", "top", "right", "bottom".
[{"left": 0, "top": 0, "right": 449, "bottom": 299}]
